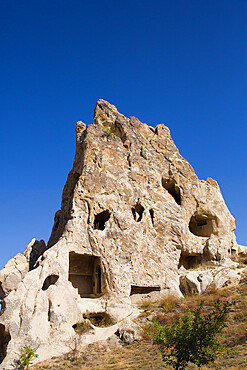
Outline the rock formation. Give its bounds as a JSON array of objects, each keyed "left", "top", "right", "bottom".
[{"left": 0, "top": 100, "right": 245, "bottom": 368}]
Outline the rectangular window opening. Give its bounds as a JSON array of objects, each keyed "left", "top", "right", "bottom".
[
  {"left": 130, "top": 285, "right": 161, "bottom": 295},
  {"left": 69, "top": 253, "right": 103, "bottom": 298}
]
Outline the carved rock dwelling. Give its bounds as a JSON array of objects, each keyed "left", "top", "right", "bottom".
[{"left": 0, "top": 100, "right": 245, "bottom": 368}]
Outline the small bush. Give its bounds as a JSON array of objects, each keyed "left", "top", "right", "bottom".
[
  {"left": 16, "top": 344, "right": 39, "bottom": 370},
  {"left": 66, "top": 335, "right": 82, "bottom": 362},
  {"left": 103, "top": 127, "right": 116, "bottom": 138},
  {"left": 149, "top": 300, "right": 231, "bottom": 370}
]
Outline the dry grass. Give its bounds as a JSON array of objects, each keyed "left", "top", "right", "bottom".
[
  {"left": 32, "top": 271, "right": 247, "bottom": 369},
  {"left": 137, "top": 298, "right": 153, "bottom": 310},
  {"left": 32, "top": 340, "right": 247, "bottom": 370},
  {"left": 32, "top": 339, "right": 166, "bottom": 370},
  {"left": 158, "top": 295, "right": 181, "bottom": 312}
]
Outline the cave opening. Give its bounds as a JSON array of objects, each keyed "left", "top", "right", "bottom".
[
  {"left": 130, "top": 285, "right": 161, "bottom": 295},
  {"left": 0, "top": 284, "right": 5, "bottom": 300},
  {"left": 149, "top": 209, "right": 154, "bottom": 226},
  {"left": 42, "top": 275, "right": 59, "bottom": 291},
  {"left": 48, "top": 299, "right": 52, "bottom": 322},
  {"left": 132, "top": 203, "right": 144, "bottom": 222},
  {"left": 0, "top": 324, "right": 10, "bottom": 364},
  {"left": 189, "top": 214, "right": 218, "bottom": 237},
  {"left": 178, "top": 252, "right": 202, "bottom": 269},
  {"left": 162, "top": 178, "right": 181, "bottom": 205},
  {"left": 69, "top": 253, "right": 103, "bottom": 298},
  {"left": 94, "top": 210, "right": 111, "bottom": 230},
  {"left": 84, "top": 312, "right": 113, "bottom": 327}
]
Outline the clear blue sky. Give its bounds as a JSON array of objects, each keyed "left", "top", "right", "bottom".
[{"left": 0, "top": 0, "right": 246, "bottom": 269}]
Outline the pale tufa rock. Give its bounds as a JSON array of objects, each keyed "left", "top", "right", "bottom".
[
  {"left": 179, "top": 261, "right": 245, "bottom": 296},
  {"left": 116, "top": 320, "right": 142, "bottom": 344},
  {"left": 0, "top": 100, "right": 245, "bottom": 368},
  {"left": 238, "top": 244, "right": 247, "bottom": 255}
]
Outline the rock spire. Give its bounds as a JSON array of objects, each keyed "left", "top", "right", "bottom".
[{"left": 0, "top": 100, "right": 244, "bottom": 368}]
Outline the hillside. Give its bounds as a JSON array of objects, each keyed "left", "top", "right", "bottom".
[{"left": 33, "top": 268, "right": 247, "bottom": 369}]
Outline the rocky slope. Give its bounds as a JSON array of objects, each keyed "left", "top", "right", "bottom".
[
  {"left": 0, "top": 100, "right": 245, "bottom": 369},
  {"left": 33, "top": 273, "right": 247, "bottom": 370}
]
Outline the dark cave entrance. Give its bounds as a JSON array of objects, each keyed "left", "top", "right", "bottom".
[
  {"left": 42, "top": 275, "right": 59, "bottom": 290},
  {"left": 189, "top": 214, "right": 218, "bottom": 237},
  {"left": 132, "top": 203, "right": 144, "bottom": 222},
  {"left": 69, "top": 253, "right": 103, "bottom": 298},
  {"left": 162, "top": 178, "right": 181, "bottom": 205},
  {"left": 0, "top": 324, "right": 10, "bottom": 364},
  {"left": 130, "top": 285, "right": 161, "bottom": 295},
  {"left": 178, "top": 252, "right": 202, "bottom": 269},
  {"left": 149, "top": 209, "right": 154, "bottom": 226},
  {"left": 94, "top": 210, "right": 111, "bottom": 230}
]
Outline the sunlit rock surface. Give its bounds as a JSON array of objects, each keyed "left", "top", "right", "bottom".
[{"left": 0, "top": 100, "right": 245, "bottom": 369}]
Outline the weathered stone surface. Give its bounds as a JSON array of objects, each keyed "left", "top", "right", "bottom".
[
  {"left": 180, "top": 270, "right": 214, "bottom": 295},
  {"left": 238, "top": 244, "right": 247, "bottom": 255},
  {"left": 179, "top": 260, "right": 245, "bottom": 296},
  {"left": 0, "top": 254, "right": 28, "bottom": 299},
  {"left": 116, "top": 320, "right": 142, "bottom": 344},
  {"left": 203, "top": 234, "right": 228, "bottom": 261},
  {"left": 0, "top": 100, "right": 244, "bottom": 369}
]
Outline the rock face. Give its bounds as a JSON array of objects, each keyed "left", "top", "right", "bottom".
[
  {"left": 0, "top": 100, "right": 244, "bottom": 368},
  {"left": 116, "top": 320, "right": 142, "bottom": 344}
]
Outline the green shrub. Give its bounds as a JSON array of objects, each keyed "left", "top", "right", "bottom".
[
  {"left": 103, "top": 127, "right": 116, "bottom": 138},
  {"left": 149, "top": 300, "right": 231, "bottom": 370},
  {"left": 16, "top": 344, "right": 39, "bottom": 369}
]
